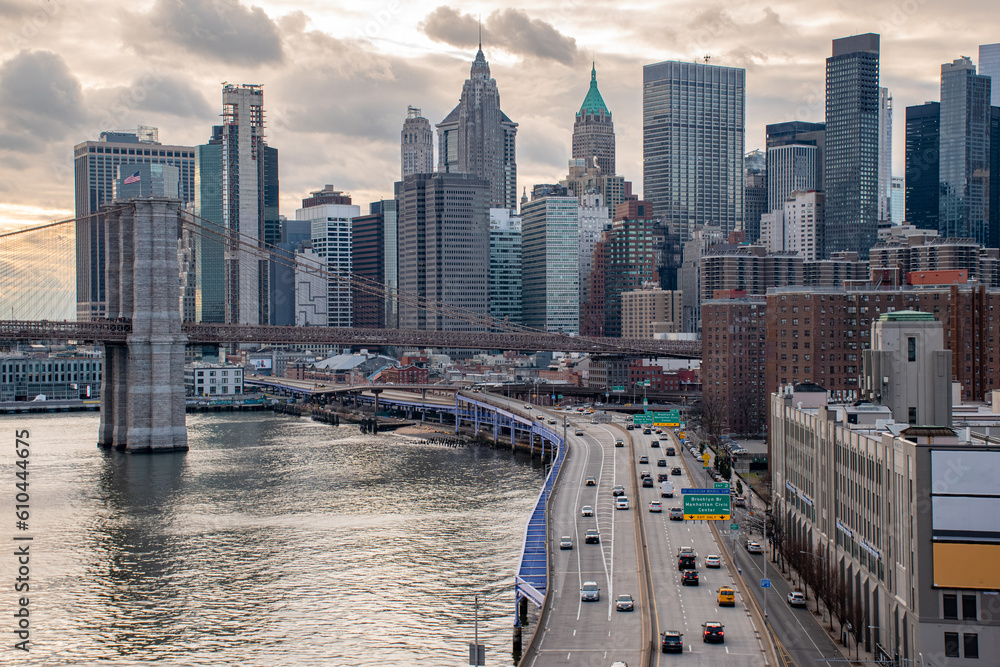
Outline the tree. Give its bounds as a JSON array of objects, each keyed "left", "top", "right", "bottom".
[
  {"left": 691, "top": 393, "right": 726, "bottom": 448},
  {"left": 717, "top": 454, "right": 732, "bottom": 481},
  {"left": 736, "top": 480, "right": 743, "bottom": 496},
  {"left": 732, "top": 384, "right": 762, "bottom": 437}
]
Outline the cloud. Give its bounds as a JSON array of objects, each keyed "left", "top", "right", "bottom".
[
  {"left": 0, "top": 50, "right": 85, "bottom": 149},
  {"left": 421, "top": 7, "right": 578, "bottom": 65},
  {"left": 121, "top": 0, "right": 283, "bottom": 66}
]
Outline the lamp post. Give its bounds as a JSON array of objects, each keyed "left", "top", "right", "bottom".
[
  {"left": 799, "top": 550, "right": 827, "bottom": 622},
  {"left": 470, "top": 588, "right": 504, "bottom": 666}
]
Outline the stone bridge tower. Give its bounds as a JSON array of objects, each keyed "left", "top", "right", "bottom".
[{"left": 98, "top": 197, "right": 188, "bottom": 451}]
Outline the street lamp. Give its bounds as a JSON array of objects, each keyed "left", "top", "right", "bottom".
[{"left": 470, "top": 588, "right": 504, "bottom": 666}]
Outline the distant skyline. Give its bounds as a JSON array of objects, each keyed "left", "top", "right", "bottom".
[{"left": 0, "top": 0, "right": 998, "bottom": 230}]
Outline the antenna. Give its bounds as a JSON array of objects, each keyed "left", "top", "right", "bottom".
[{"left": 478, "top": 15, "right": 482, "bottom": 50}]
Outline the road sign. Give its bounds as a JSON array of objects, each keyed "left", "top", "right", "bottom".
[
  {"left": 761, "top": 579, "right": 771, "bottom": 588},
  {"left": 714, "top": 482, "right": 730, "bottom": 489},
  {"left": 682, "top": 492, "right": 731, "bottom": 521},
  {"left": 730, "top": 523, "right": 739, "bottom": 530},
  {"left": 612, "top": 386, "right": 625, "bottom": 392},
  {"left": 681, "top": 488, "right": 729, "bottom": 494},
  {"left": 653, "top": 410, "right": 680, "bottom": 426},
  {"left": 632, "top": 413, "right": 653, "bottom": 425},
  {"left": 702, "top": 452, "right": 711, "bottom": 469},
  {"left": 469, "top": 642, "right": 485, "bottom": 665}
]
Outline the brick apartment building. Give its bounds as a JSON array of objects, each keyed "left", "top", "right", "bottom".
[
  {"left": 701, "top": 297, "right": 768, "bottom": 435},
  {"left": 704, "top": 284, "right": 1000, "bottom": 435}
]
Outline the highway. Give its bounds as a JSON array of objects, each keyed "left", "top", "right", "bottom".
[
  {"left": 521, "top": 408, "right": 772, "bottom": 666},
  {"left": 675, "top": 431, "right": 845, "bottom": 667}
]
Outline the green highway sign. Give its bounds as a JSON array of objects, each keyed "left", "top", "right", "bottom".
[
  {"left": 682, "top": 493, "right": 732, "bottom": 521},
  {"left": 632, "top": 414, "right": 653, "bottom": 425},
  {"left": 653, "top": 409, "right": 681, "bottom": 426},
  {"left": 612, "top": 386, "right": 625, "bottom": 392},
  {"left": 730, "top": 523, "right": 739, "bottom": 530},
  {"left": 714, "top": 482, "right": 731, "bottom": 489}
]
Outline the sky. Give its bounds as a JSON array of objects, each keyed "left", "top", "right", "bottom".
[{"left": 0, "top": 0, "right": 998, "bottom": 231}]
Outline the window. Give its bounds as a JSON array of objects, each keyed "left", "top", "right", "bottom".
[
  {"left": 963, "top": 594, "right": 977, "bottom": 620},
  {"left": 943, "top": 594, "right": 958, "bottom": 619},
  {"left": 964, "top": 633, "right": 979, "bottom": 658},
  {"left": 908, "top": 336, "right": 916, "bottom": 362},
  {"left": 908, "top": 407, "right": 917, "bottom": 425},
  {"left": 944, "top": 632, "right": 959, "bottom": 658}
]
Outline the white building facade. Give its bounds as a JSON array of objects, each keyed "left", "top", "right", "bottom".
[{"left": 296, "top": 202, "right": 360, "bottom": 328}]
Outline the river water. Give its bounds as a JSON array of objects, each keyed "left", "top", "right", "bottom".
[{"left": 1, "top": 412, "right": 544, "bottom": 665}]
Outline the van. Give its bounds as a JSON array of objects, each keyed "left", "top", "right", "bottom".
[
  {"left": 660, "top": 481, "right": 674, "bottom": 498},
  {"left": 717, "top": 586, "right": 735, "bottom": 607}
]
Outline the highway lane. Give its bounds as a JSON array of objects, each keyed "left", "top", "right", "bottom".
[
  {"left": 524, "top": 412, "right": 643, "bottom": 666},
  {"left": 639, "top": 429, "right": 767, "bottom": 666},
  {"left": 680, "top": 434, "right": 844, "bottom": 667}
]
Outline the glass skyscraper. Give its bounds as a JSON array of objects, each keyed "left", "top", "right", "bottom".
[
  {"left": 939, "top": 57, "right": 991, "bottom": 243},
  {"left": 980, "top": 43, "right": 1000, "bottom": 106},
  {"left": 520, "top": 195, "right": 579, "bottom": 334},
  {"left": 488, "top": 208, "right": 522, "bottom": 326},
  {"left": 824, "top": 33, "right": 880, "bottom": 259},
  {"left": 905, "top": 102, "right": 940, "bottom": 232},
  {"left": 643, "top": 60, "right": 745, "bottom": 240}
]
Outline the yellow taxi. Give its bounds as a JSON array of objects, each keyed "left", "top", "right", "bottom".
[{"left": 717, "top": 586, "right": 736, "bottom": 607}]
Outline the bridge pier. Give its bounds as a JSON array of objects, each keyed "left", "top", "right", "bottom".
[{"left": 98, "top": 197, "right": 188, "bottom": 452}]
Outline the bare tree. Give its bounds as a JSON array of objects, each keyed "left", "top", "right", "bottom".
[
  {"left": 691, "top": 393, "right": 727, "bottom": 448},
  {"left": 732, "top": 384, "right": 762, "bottom": 437}
]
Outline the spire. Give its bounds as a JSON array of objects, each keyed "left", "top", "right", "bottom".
[
  {"left": 471, "top": 25, "right": 490, "bottom": 80},
  {"left": 578, "top": 62, "right": 610, "bottom": 118},
  {"left": 478, "top": 16, "right": 482, "bottom": 51}
]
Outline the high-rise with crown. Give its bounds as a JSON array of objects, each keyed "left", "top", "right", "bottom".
[
  {"left": 401, "top": 106, "right": 434, "bottom": 179},
  {"left": 437, "top": 42, "right": 518, "bottom": 209},
  {"left": 573, "top": 64, "right": 615, "bottom": 177}
]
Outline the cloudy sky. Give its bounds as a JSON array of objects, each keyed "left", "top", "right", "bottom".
[{"left": 0, "top": 0, "right": 997, "bottom": 231}]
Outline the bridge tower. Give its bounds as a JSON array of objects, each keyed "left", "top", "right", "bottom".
[{"left": 98, "top": 197, "right": 189, "bottom": 451}]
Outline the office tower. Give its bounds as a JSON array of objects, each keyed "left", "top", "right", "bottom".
[
  {"left": 489, "top": 208, "right": 522, "bottom": 326},
  {"left": 765, "top": 121, "right": 825, "bottom": 200},
  {"left": 905, "top": 102, "right": 941, "bottom": 232},
  {"left": 370, "top": 199, "right": 399, "bottom": 328},
  {"left": 878, "top": 87, "right": 893, "bottom": 222},
  {"left": 395, "top": 173, "right": 490, "bottom": 331},
  {"left": 890, "top": 176, "right": 905, "bottom": 223},
  {"left": 594, "top": 201, "right": 658, "bottom": 338},
  {"left": 73, "top": 127, "right": 195, "bottom": 320},
  {"left": 939, "top": 57, "right": 991, "bottom": 244},
  {"left": 351, "top": 203, "right": 388, "bottom": 329},
  {"left": 218, "top": 84, "right": 272, "bottom": 324},
  {"left": 824, "top": 33, "right": 880, "bottom": 258},
  {"left": 401, "top": 106, "right": 434, "bottom": 179},
  {"left": 578, "top": 191, "right": 611, "bottom": 307},
  {"left": 981, "top": 43, "right": 1000, "bottom": 106},
  {"left": 437, "top": 45, "right": 518, "bottom": 209},
  {"left": 643, "top": 60, "right": 746, "bottom": 239},
  {"left": 572, "top": 63, "right": 615, "bottom": 176},
  {"left": 521, "top": 193, "right": 580, "bottom": 333},
  {"left": 744, "top": 150, "right": 767, "bottom": 243},
  {"left": 992, "top": 108, "right": 1000, "bottom": 248},
  {"left": 114, "top": 163, "right": 179, "bottom": 201},
  {"left": 766, "top": 144, "right": 818, "bottom": 213},
  {"left": 783, "top": 191, "right": 825, "bottom": 260},
  {"left": 268, "top": 218, "right": 310, "bottom": 327},
  {"left": 295, "top": 185, "right": 360, "bottom": 328}
]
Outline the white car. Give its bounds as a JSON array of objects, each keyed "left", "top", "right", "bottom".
[
  {"left": 581, "top": 505, "right": 594, "bottom": 517},
  {"left": 559, "top": 536, "right": 573, "bottom": 550},
  {"left": 648, "top": 501, "right": 663, "bottom": 513},
  {"left": 581, "top": 581, "right": 600, "bottom": 601},
  {"left": 746, "top": 541, "right": 763, "bottom": 554},
  {"left": 615, "top": 496, "right": 630, "bottom": 510},
  {"left": 787, "top": 591, "right": 806, "bottom": 607},
  {"left": 705, "top": 555, "right": 722, "bottom": 568}
]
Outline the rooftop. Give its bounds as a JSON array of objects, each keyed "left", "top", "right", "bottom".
[{"left": 578, "top": 64, "right": 610, "bottom": 117}]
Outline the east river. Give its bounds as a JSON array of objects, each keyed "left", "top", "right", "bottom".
[{"left": 1, "top": 412, "right": 544, "bottom": 665}]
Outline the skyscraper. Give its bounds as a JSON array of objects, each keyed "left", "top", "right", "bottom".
[
  {"left": 351, "top": 202, "right": 388, "bottom": 329},
  {"left": 878, "top": 87, "right": 894, "bottom": 222},
  {"left": 643, "top": 60, "right": 746, "bottom": 239},
  {"left": 395, "top": 173, "right": 490, "bottom": 331},
  {"left": 905, "top": 102, "right": 940, "bottom": 232},
  {"left": 521, "top": 193, "right": 580, "bottom": 334},
  {"left": 765, "top": 120, "right": 825, "bottom": 199},
  {"left": 401, "top": 106, "right": 434, "bottom": 179},
  {"left": 766, "top": 144, "right": 818, "bottom": 214},
  {"left": 572, "top": 64, "right": 615, "bottom": 177},
  {"left": 939, "top": 57, "right": 991, "bottom": 243},
  {"left": 980, "top": 43, "right": 1000, "bottom": 106},
  {"left": 437, "top": 45, "right": 518, "bottom": 209},
  {"left": 824, "top": 33, "right": 880, "bottom": 258},
  {"left": 73, "top": 127, "right": 195, "bottom": 320},
  {"left": 744, "top": 150, "right": 767, "bottom": 243},
  {"left": 296, "top": 185, "right": 359, "bottom": 329},
  {"left": 489, "top": 208, "right": 522, "bottom": 326}
]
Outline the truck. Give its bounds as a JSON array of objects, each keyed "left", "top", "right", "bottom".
[{"left": 660, "top": 481, "right": 674, "bottom": 498}]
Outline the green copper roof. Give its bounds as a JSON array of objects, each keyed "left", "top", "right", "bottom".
[
  {"left": 578, "top": 63, "right": 610, "bottom": 117},
  {"left": 879, "top": 310, "right": 934, "bottom": 322}
]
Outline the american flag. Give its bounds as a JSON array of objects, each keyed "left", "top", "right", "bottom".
[{"left": 123, "top": 171, "right": 140, "bottom": 185}]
